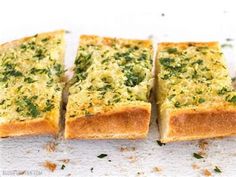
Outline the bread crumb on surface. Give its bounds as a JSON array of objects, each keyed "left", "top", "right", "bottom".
[
  {"left": 192, "top": 163, "right": 200, "bottom": 170},
  {"left": 44, "top": 141, "right": 57, "bottom": 152},
  {"left": 127, "top": 156, "right": 137, "bottom": 163},
  {"left": 199, "top": 140, "right": 208, "bottom": 151},
  {"left": 120, "top": 146, "right": 136, "bottom": 152},
  {"left": 43, "top": 161, "right": 57, "bottom": 172},
  {"left": 203, "top": 169, "right": 212, "bottom": 176},
  {"left": 58, "top": 159, "right": 70, "bottom": 164},
  {"left": 152, "top": 166, "right": 161, "bottom": 173}
]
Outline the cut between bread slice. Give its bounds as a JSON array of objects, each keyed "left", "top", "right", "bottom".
[
  {"left": 0, "top": 30, "right": 65, "bottom": 137},
  {"left": 156, "top": 42, "right": 236, "bottom": 143},
  {"left": 65, "top": 35, "right": 153, "bottom": 139}
]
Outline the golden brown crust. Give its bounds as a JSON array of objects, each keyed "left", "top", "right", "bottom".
[
  {"left": 0, "top": 118, "right": 58, "bottom": 138},
  {"left": 157, "top": 41, "right": 219, "bottom": 51},
  {"left": 80, "top": 35, "right": 152, "bottom": 49},
  {"left": 161, "top": 109, "right": 236, "bottom": 143},
  {"left": 65, "top": 105, "right": 151, "bottom": 139},
  {"left": 0, "top": 30, "right": 65, "bottom": 51}
]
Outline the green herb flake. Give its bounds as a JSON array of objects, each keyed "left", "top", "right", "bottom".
[
  {"left": 33, "top": 48, "right": 46, "bottom": 60},
  {"left": 43, "top": 99, "right": 54, "bottom": 112},
  {"left": 193, "top": 153, "right": 204, "bottom": 159},
  {"left": 97, "top": 154, "right": 107, "bottom": 158},
  {"left": 41, "top": 38, "right": 49, "bottom": 42},
  {"left": 191, "top": 59, "right": 203, "bottom": 65},
  {"left": 24, "top": 77, "right": 36, "bottom": 83},
  {"left": 17, "top": 96, "right": 40, "bottom": 118},
  {"left": 159, "top": 58, "right": 175, "bottom": 67},
  {"left": 217, "top": 87, "right": 230, "bottom": 95},
  {"left": 166, "top": 48, "right": 178, "bottom": 54},
  {"left": 156, "top": 140, "right": 166, "bottom": 146},
  {"left": 198, "top": 98, "right": 205, "bottom": 103},
  {"left": 0, "top": 100, "right": 5, "bottom": 105},
  {"left": 61, "top": 164, "right": 65, "bottom": 170},
  {"left": 228, "top": 95, "right": 236, "bottom": 103},
  {"left": 54, "top": 64, "right": 63, "bottom": 76},
  {"left": 174, "top": 101, "right": 181, "bottom": 108},
  {"left": 214, "top": 166, "right": 222, "bottom": 173}
]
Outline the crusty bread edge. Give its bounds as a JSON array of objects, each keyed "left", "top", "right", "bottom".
[
  {"left": 0, "top": 30, "right": 65, "bottom": 50},
  {"left": 160, "top": 108, "right": 236, "bottom": 143},
  {"left": 64, "top": 104, "right": 151, "bottom": 139},
  {"left": 79, "top": 34, "right": 153, "bottom": 48},
  {"left": 0, "top": 30, "right": 65, "bottom": 138},
  {"left": 157, "top": 41, "right": 219, "bottom": 50},
  {"left": 0, "top": 118, "right": 59, "bottom": 137}
]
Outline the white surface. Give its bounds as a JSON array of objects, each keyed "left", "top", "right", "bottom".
[{"left": 0, "top": 0, "right": 236, "bottom": 176}]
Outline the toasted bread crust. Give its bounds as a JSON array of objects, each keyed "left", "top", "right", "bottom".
[
  {"left": 65, "top": 104, "right": 151, "bottom": 139},
  {"left": 157, "top": 41, "right": 219, "bottom": 51},
  {"left": 161, "top": 109, "right": 236, "bottom": 143},
  {"left": 80, "top": 35, "right": 152, "bottom": 48},
  {"left": 0, "top": 118, "right": 58, "bottom": 137},
  {"left": 0, "top": 30, "right": 65, "bottom": 50}
]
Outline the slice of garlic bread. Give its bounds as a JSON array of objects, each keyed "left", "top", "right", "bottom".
[
  {"left": 156, "top": 42, "right": 236, "bottom": 143},
  {"left": 0, "top": 30, "right": 65, "bottom": 137},
  {"left": 65, "top": 35, "right": 153, "bottom": 139}
]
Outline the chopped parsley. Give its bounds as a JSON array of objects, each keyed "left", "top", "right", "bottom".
[
  {"left": 97, "top": 154, "right": 107, "bottom": 158},
  {"left": 75, "top": 52, "right": 93, "bottom": 81},
  {"left": 174, "top": 101, "right": 181, "bottom": 108},
  {"left": 33, "top": 48, "right": 46, "bottom": 60},
  {"left": 191, "top": 59, "right": 203, "bottom": 65},
  {"left": 217, "top": 87, "right": 230, "bottom": 95},
  {"left": 138, "top": 53, "right": 147, "bottom": 61},
  {"left": 166, "top": 48, "right": 178, "bottom": 54},
  {"left": 156, "top": 140, "right": 166, "bottom": 146},
  {"left": 24, "top": 77, "right": 36, "bottom": 83},
  {"left": 198, "top": 98, "right": 205, "bottom": 103},
  {"left": 43, "top": 99, "right": 55, "bottom": 112},
  {"left": 0, "top": 100, "right": 5, "bottom": 105},
  {"left": 214, "top": 166, "right": 222, "bottom": 173},
  {"left": 227, "top": 95, "right": 236, "bottom": 103},
  {"left": 193, "top": 153, "right": 204, "bottom": 159},
  {"left": 41, "top": 38, "right": 49, "bottom": 42},
  {"left": 16, "top": 96, "right": 40, "bottom": 118},
  {"left": 160, "top": 58, "right": 175, "bottom": 67},
  {"left": 54, "top": 64, "right": 63, "bottom": 76},
  {"left": 61, "top": 164, "right": 65, "bottom": 170}
]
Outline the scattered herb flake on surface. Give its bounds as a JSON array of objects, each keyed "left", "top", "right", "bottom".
[
  {"left": 61, "top": 164, "right": 65, "bottom": 170},
  {"left": 156, "top": 140, "right": 166, "bottom": 146},
  {"left": 90, "top": 167, "right": 94, "bottom": 173},
  {"left": 214, "top": 166, "right": 222, "bottom": 173},
  {"left": 97, "top": 154, "right": 107, "bottom": 158},
  {"left": 193, "top": 153, "right": 204, "bottom": 159}
]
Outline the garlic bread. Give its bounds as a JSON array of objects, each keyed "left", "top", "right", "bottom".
[
  {"left": 156, "top": 42, "right": 236, "bottom": 142},
  {"left": 65, "top": 35, "right": 153, "bottom": 139},
  {"left": 0, "top": 30, "right": 65, "bottom": 137}
]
